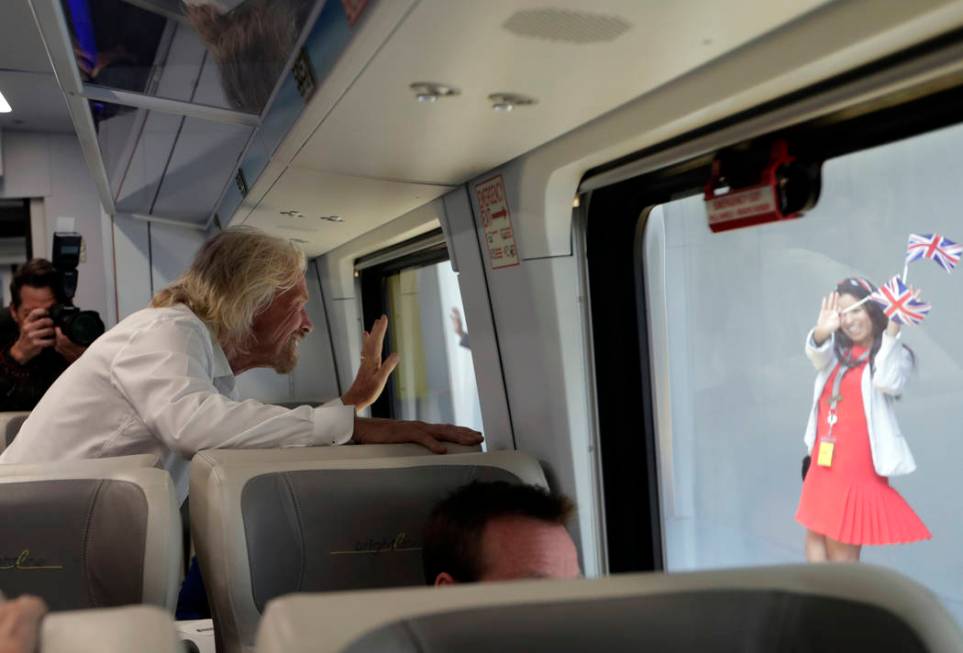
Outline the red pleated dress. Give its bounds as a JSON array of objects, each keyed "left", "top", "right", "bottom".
[{"left": 795, "top": 346, "right": 931, "bottom": 545}]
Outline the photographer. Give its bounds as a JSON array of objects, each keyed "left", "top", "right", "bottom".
[{"left": 0, "top": 259, "right": 87, "bottom": 410}]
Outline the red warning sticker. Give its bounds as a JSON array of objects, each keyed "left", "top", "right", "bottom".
[{"left": 475, "top": 175, "right": 519, "bottom": 269}]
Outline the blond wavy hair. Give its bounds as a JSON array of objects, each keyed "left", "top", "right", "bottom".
[{"left": 152, "top": 226, "right": 305, "bottom": 355}]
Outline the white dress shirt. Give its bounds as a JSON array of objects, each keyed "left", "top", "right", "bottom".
[{"left": 0, "top": 304, "right": 354, "bottom": 499}]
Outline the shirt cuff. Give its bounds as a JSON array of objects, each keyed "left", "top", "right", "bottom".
[{"left": 310, "top": 403, "right": 354, "bottom": 446}]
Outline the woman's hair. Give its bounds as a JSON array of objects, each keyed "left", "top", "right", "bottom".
[
  {"left": 152, "top": 226, "right": 305, "bottom": 356},
  {"left": 834, "top": 277, "right": 915, "bottom": 371}
]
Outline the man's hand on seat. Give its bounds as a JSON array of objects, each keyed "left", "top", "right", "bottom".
[
  {"left": 353, "top": 416, "right": 483, "bottom": 454},
  {"left": 0, "top": 595, "right": 47, "bottom": 653},
  {"left": 340, "top": 315, "right": 400, "bottom": 412}
]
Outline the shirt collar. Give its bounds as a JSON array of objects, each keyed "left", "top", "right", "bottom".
[{"left": 210, "top": 338, "right": 234, "bottom": 380}]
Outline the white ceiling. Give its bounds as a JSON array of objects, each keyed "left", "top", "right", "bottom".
[
  {"left": 0, "top": 0, "right": 74, "bottom": 133},
  {"left": 245, "top": 0, "right": 831, "bottom": 255},
  {"left": 243, "top": 167, "right": 451, "bottom": 248}
]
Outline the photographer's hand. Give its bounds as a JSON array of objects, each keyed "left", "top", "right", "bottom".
[
  {"left": 54, "top": 327, "right": 86, "bottom": 363},
  {"left": 9, "top": 309, "right": 56, "bottom": 364}
]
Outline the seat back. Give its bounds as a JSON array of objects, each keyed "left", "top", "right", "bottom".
[
  {"left": 0, "top": 453, "right": 160, "bottom": 478},
  {"left": 0, "top": 464, "right": 181, "bottom": 612},
  {"left": 255, "top": 564, "right": 963, "bottom": 653},
  {"left": 190, "top": 445, "right": 543, "bottom": 653},
  {"left": 0, "top": 411, "right": 29, "bottom": 453},
  {"left": 41, "top": 605, "right": 181, "bottom": 653}
]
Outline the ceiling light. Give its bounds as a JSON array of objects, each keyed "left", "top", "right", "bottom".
[
  {"left": 280, "top": 210, "right": 305, "bottom": 218},
  {"left": 319, "top": 215, "right": 343, "bottom": 222},
  {"left": 488, "top": 93, "right": 537, "bottom": 112},
  {"left": 410, "top": 82, "right": 460, "bottom": 103},
  {"left": 0, "top": 89, "right": 11, "bottom": 113}
]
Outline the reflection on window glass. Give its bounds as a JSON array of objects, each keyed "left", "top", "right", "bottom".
[
  {"left": 646, "top": 122, "right": 963, "bottom": 626},
  {"left": 385, "top": 261, "right": 484, "bottom": 435},
  {"left": 89, "top": 101, "right": 252, "bottom": 225},
  {"left": 60, "top": 0, "right": 315, "bottom": 113}
]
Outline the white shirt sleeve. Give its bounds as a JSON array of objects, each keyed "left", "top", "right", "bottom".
[
  {"left": 109, "top": 317, "right": 354, "bottom": 457},
  {"left": 804, "top": 328, "right": 835, "bottom": 372}
]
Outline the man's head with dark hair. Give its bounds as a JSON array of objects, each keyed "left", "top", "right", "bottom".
[
  {"left": 10, "top": 259, "right": 61, "bottom": 310},
  {"left": 9, "top": 259, "right": 67, "bottom": 332},
  {"left": 422, "top": 481, "right": 580, "bottom": 586}
]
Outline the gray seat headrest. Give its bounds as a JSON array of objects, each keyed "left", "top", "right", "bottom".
[
  {"left": 0, "top": 467, "right": 181, "bottom": 612},
  {"left": 190, "top": 447, "right": 543, "bottom": 653},
  {"left": 255, "top": 565, "right": 963, "bottom": 653},
  {"left": 0, "top": 411, "right": 30, "bottom": 452}
]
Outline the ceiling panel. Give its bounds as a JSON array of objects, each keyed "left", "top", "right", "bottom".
[
  {"left": 0, "top": 71, "right": 73, "bottom": 132},
  {"left": 0, "top": 0, "right": 73, "bottom": 132},
  {"left": 292, "top": 0, "right": 830, "bottom": 185},
  {"left": 0, "top": 0, "right": 55, "bottom": 73},
  {"left": 242, "top": 166, "right": 452, "bottom": 257}
]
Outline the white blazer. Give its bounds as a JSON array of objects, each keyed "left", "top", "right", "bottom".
[{"left": 803, "top": 329, "right": 916, "bottom": 477}]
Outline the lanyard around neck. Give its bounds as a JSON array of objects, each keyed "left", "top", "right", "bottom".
[{"left": 825, "top": 349, "right": 870, "bottom": 433}]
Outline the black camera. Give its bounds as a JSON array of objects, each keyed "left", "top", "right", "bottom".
[{"left": 51, "top": 232, "right": 105, "bottom": 347}]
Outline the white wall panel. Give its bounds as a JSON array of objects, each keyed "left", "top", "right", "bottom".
[
  {"left": 111, "top": 214, "right": 152, "bottom": 318},
  {"left": 0, "top": 131, "right": 108, "bottom": 318},
  {"left": 441, "top": 188, "right": 513, "bottom": 449},
  {"left": 290, "top": 259, "right": 341, "bottom": 404},
  {"left": 465, "top": 169, "right": 602, "bottom": 577}
]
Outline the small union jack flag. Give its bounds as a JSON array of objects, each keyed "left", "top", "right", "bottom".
[
  {"left": 905, "top": 233, "right": 962, "bottom": 273},
  {"left": 872, "top": 276, "right": 931, "bottom": 326}
]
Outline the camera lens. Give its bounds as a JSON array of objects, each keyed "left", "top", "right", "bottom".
[{"left": 65, "top": 311, "right": 105, "bottom": 347}]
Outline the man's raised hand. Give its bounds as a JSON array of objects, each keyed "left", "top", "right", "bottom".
[{"left": 340, "top": 315, "right": 400, "bottom": 412}]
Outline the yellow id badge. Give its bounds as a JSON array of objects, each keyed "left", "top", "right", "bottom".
[{"left": 817, "top": 439, "right": 835, "bottom": 467}]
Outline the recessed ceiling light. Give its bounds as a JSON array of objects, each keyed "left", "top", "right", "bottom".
[
  {"left": 410, "top": 82, "right": 460, "bottom": 103},
  {"left": 319, "top": 215, "right": 343, "bottom": 222},
  {"left": 488, "top": 93, "right": 537, "bottom": 112},
  {"left": 0, "top": 89, "right": 12, "bottom": 113}
]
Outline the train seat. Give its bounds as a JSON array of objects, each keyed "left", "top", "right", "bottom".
[
  {"left": 0, "top": 465, "right": 181, "bottom": 613},
  {"left": 0, "top": 453, "right": 160, "bottom": 477},
  {"left": 40, "top": 605, "right": 181, "bottom": 653},
  {"left": 0, "top": 411, "right": 30, "bottom": 454},
  {"left": 255, "top": 564, "right": 963, "bottom": 653},
  {"left": 190, "top": 446, "right": 544, "bottom": 653}
]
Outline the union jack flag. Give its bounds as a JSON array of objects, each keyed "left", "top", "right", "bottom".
[
  {"left": 872, "top": 276, "right": 931, "bottom": 326},
  {"left": 905, "top": 233, "right": 962, "bottom": 272}
]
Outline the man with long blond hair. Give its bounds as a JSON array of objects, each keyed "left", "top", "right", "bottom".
[{"left": 0, "top": 228, "right": 481, "bottom": 498}]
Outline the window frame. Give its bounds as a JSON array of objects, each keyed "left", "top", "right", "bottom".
[{"left": 584, "top": 36, "right": 963, "bottom": 573}]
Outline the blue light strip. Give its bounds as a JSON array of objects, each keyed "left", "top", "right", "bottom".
[{"left": 63, "top": 0, "right": 98, "bottom": 64}]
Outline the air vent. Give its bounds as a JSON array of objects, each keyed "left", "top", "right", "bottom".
[{"left": 503, "top": 8, "right": 630, "bottom": 44}]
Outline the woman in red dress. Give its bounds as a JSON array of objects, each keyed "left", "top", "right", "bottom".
[{"left": 796, "top": 277, "right": 930, "bottom": 562}]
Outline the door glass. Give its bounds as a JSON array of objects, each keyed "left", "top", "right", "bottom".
[{"left": 385, "top": 260, "right": 484, "bottom": 434}]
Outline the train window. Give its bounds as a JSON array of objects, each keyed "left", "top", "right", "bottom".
[
  {"left": 359, "top": 235, "right": 483, "bottom": 434},
  {"left": 642, "top": 122, "right": 963, "bottom": 625}
]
